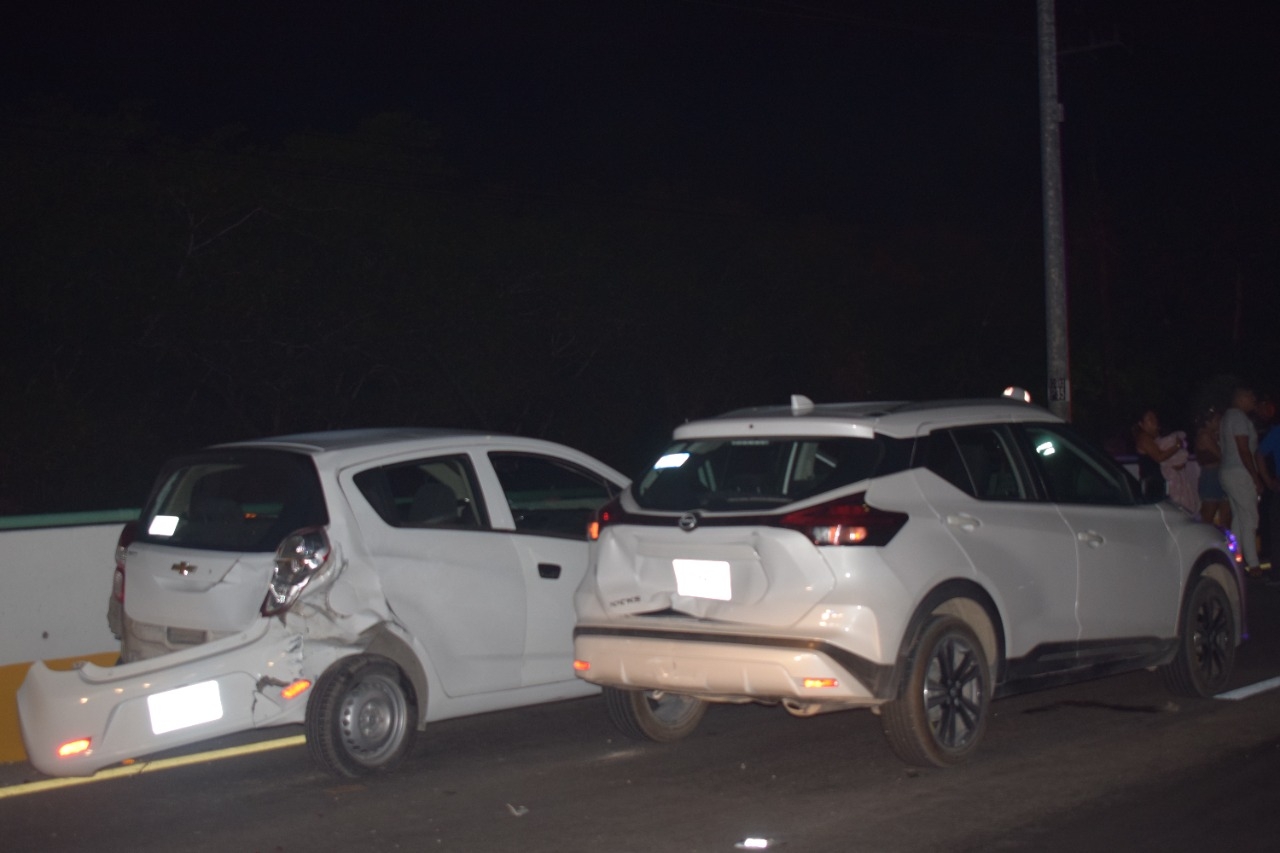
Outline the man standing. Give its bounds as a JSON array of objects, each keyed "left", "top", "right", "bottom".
[{"left": 1220, "top": 385, "right": 1264, "bottom": 575}]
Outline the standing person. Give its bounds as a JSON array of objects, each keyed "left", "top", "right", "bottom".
[
  {"left": 1195, "top": 408, "right": 1230, "bottom": 527},
  {"left": 1256, "top": 411, "right": 1280, "bottom": 571},
  {"left": 1132, "top": 409, "right": 1187, "bottom": 501},
  {"left": 1219, "top": 386, "right": 1264, "bottom": 575}
]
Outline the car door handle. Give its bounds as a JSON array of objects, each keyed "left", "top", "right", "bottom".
[
  {"left": 538, "top": 562, "right": 562, "bottom": 579},
  {"left": 1076, "top": 531, "right": 1105, "bottom": 548},
  {"left": 945, "top": 514, "right": 981, "bottom": 532}
]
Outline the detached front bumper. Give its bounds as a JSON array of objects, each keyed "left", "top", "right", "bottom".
[{"left": 18, "top": 619, "right": 310, "bottom": 777}]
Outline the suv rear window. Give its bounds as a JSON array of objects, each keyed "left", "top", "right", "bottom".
[
  {"left": 633, "top": 437, "right": 891, "bottom": 511},
  {"left": 136, "top": 449, "right": 328, "bottom": 552}
]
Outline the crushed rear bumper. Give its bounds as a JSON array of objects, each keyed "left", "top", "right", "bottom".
[{"left": 18, "top": 619, "right": 310, "bottom": 777}]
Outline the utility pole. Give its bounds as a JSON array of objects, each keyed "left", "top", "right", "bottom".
[{"left": 1038, "top": 0, "right": 1070, "bottom": 420}]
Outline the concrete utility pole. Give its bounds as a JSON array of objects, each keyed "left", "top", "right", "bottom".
[{"left": 1038, "top": 0, "right": 1071, "bottom": 420}]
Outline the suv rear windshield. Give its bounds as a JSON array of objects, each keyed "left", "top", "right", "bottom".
[
  {"left": 633, "top": 437, "right": 892, "bottom": 511},
  {"left": 136, "top": 449, "right": 328, "bottom": 552}
]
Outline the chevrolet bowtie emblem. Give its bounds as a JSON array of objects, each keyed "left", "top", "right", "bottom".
[{"left": 171, "top": 562, "right": 197, "bottom": 576}]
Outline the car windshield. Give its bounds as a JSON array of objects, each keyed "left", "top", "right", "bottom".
[
  {"left": 633, "top": 437, "right": 886, "bottom": 511},
  {"left": 136, "top": 449, "right": 328, "bottom": 552}
]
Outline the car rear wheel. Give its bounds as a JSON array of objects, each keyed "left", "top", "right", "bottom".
[
  {"left": 307, "top": 656, "right": 417, "bottom": 778},
  {"left": 1161, "top": 573, "right": 1235, "bottom": 697},
  {"left": 882, "top": 615, "right": 991, "bottom": 767},
  {"left": 603, "top": 686, "right": 707, "bottom": 742}
]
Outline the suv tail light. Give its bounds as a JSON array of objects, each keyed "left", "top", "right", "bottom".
[
  {"left": 112, "top": 521, "right": 139, "bottom": 603},
  {"left": 778, "top": 493, "right": 907, "bottom": 546},
  {"left": 588, "top": 497, "right": 623, "bottom": 541},
  {"left": 262, "top": 527, "right": 332, "bottom": 616}
]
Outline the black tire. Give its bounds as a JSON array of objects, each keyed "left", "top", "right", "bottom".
[
  {"left": 1161, "top": 574, "right": 1236, "bottom": 697},
  {"left": 603, "top": 686, "right": 707, "bottom": 742},
  {"left": 306, "top": 656, "right": 417, "bottom": 778},
  {"left": 881, "top": 615, "right": 991, "bottom": 767}
]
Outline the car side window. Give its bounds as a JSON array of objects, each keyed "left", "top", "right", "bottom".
[
  {"left": 353, "top": 455, "right": 487, "bottom": 529},
  {"left": 489, "top": 452, "right": 620, "bottom": 538},
  {"left": 1020, "top": 424, "right": 1133, "bottom": 506},
  {"left": 925, "top": 426, "right": 1027, "bottom": 501}
]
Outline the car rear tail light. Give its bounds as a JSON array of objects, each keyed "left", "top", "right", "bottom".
[
  {"left": 778, "top": 493, "right": 907, "bottom": 546},
  {"left": 112, "top": 521, "right": 139, "bottom": 603},
  {"left": 262, "top": 527, "right": 332, "bottom": 616},
  {"left": 588, "top": 497, "right": 623, "bottom": 541}
]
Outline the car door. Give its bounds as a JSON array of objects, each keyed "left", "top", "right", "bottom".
[
  {"left": 1017, "top": 423, "right": 1182, "bottom": 645},
  {"left": 344, "top": 452, "right": 527, "bottom": 698},
  {"left": 482, "top": 451, "right": 622, "bottom": 687},
  {"left": 916, "top": 425, "right": 1081, "bottom": 658}
]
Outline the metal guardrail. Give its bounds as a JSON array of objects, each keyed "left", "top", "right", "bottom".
[{"left": 0, "top": 510, "right": 139, "bottom": 531}]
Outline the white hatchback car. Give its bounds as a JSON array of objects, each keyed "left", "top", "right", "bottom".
[
  {"left": 20, "top": 428, "right": 626, "bottom": 777},
  {"left": 572, "top": 397, "right": 1243, "bottom": 766}
]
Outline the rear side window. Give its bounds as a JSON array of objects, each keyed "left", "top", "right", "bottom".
[
  {"left": 925, "top": 426, "right": 1028, "bottom": 501},
  {"left": 489, "top": 452, "right": 620, "bottom": 537},
  {"left": 633, "top": 437, "right": 892, "bottom": 511},
  {"left": 137, "top": 450, "right": 328, "bottom": 552},
  {"left": 353, "top": 455, "right": 487, "bottom": 529}
]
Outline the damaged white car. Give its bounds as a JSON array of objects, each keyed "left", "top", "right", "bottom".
[{"left": 19, "top": 428, "right": 626, "bottom": 777}]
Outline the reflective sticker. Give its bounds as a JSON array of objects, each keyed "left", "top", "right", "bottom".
[
  {"left": 147, "top": 680, "right": 223, "bottom": 735},
  {"left": 673, "top": 558, "right": 732, "bottom": 601},
  {"left": 148, "top": 515, "right": 179, "bottom": 536},
  {"left": 654, "top": 452, "right": 690, "bottom": 470}
]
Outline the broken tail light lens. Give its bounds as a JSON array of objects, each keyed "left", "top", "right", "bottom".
[
  {"left": 112, "top": 521, "right": 139, "bottom": 603},
  {"left": 261, "top": 527, "right": 332, "bottom": 615},
  {"left": 588, "top": 497, "right": 623, "bottom": 541},
  {"left": 778, "top": 493, "right": 907, "bottom": 547}
]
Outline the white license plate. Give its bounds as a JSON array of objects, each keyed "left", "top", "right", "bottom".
[
  {"left": 673, "top": 559, "right": 732, "bottom": 601},
  {"left": 147, "top": 680, "right": 224, "bottom": 735}
]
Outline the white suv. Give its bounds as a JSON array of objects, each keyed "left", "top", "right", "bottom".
[
  {"left": 573, "top": 397, "right": 1243, "bottom": 766},
  {"left": 21, "top": 429, "right": 625, "bottom": 777}
]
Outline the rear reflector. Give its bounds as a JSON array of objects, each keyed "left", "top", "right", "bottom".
[
  {"left": 58, "top": 738, "right": 92, "bottom": 758},
  {"left": 802, "top": 678, "right": 839, "bottom": 689},
  {"left": 281, "top": 679, "right": 312, "bottom": 700}
]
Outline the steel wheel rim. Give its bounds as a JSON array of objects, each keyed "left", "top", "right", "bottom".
[
  {"left": 922, "top": 634, "right": 984, "bottom": 751},
  {"left": 338, "top": 672, "right": 409, "bottom": 766}
]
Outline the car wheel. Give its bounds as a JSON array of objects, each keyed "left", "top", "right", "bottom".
[
  {"left": 881, "top": 615, "right": 991, "bottom": 767},
  {"left": 1161, "top": 573, "right": 1235, "bottom": 697},
  {"left": 307, "top": 656, "right": 417, "bottom": 778},
  {"left": 603, "top": 686, "right": 707, "bottom": 742}
]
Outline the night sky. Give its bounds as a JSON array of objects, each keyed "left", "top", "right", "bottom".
[{"left": 3, "top": 1, "right": 1278, "bottom": 511}]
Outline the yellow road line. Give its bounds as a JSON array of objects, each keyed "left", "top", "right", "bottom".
[{"left": 0, "top": 734, "right": 306, "bottom": 800}]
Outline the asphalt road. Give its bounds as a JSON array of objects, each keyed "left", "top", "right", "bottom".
[{"left": 5, "top": 579, "right": 1280, "bottom": 853}]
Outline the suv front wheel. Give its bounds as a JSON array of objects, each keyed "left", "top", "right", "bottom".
[
  {"left": 1161, "top": 572, "right": 1236, "bottom": 697},
  {"left": 882, "top": 615, "right": 992, "bottom": 767}
]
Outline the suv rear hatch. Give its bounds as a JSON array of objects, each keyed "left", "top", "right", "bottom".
[{"left": 590, "top": 434, "right": 906, "bottom": 627}]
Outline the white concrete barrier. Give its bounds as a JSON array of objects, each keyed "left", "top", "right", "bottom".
[{"left": 1, "top": 513, "right": 135, "bottom": 763}]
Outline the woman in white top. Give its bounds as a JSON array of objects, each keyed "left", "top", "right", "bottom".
[{"left": 1220, "top": 386, "right": 1264, "bottom": 573}]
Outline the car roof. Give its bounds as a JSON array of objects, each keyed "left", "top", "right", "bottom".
[
  {"left": 212, "top": 427, "right": 486, "bottom": 454},
  {"left": 673, "top": 398, "right": 1064, "bottom": 440}
]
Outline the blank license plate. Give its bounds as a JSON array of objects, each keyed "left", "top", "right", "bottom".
[
  {"left": 673, "top": 559, "right": 732, "bottom": 601},
  {"left": 147, "top": 680, "right": 224, "bottom": 735}
]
